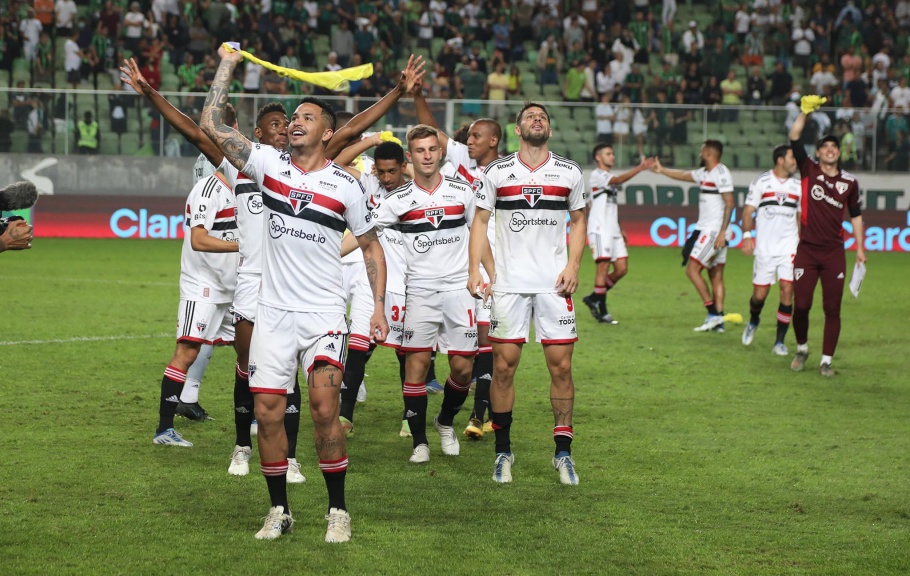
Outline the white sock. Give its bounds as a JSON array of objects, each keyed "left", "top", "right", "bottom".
[
  {"left": 180, "top": 379, "right": 201, "bottom": 403},
  {"left": 180, "top": 344, "right": 213, "bottom": 403},
  {"left": 820, "top": 354, "right": 833, "bottom": 366},
  {"left": 797, "top": 343, "right": 808, "bottom": 353}
]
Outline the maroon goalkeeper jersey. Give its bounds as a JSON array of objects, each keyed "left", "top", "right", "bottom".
[{"left": 791, "top": 140, "right": 862, "bottom": 248}]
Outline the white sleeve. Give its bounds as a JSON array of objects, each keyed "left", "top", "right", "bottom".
[
  {"left": 217, "top": 157, "right": 239, "bottom": 186},
  {"left": 716, "top": 166, "right": 735, "bottom": 194},
  {"left": 188, "top": 177, "right": 217, "bottom": 230},
  {"left": 745, "top": 178, "right": 761, "bottom": 209},
  {"left": 240, "top": 143, "right": 269, "bottom": 186},
  {"left": 691, "top": 167, "right": 706, "bottom": 185},
  {"left": 345, "top": 180, "right": 372, "bottom": 236},
  {"left": 373, "top": 194, "right": 400, "bottom": 229},
  {"left": 568, "top": 167, "right": 586, "bottom": 212},
  {"left": 446, "top": 140, "right": 471, "bottom": 173},
  {"left": 476, "top": 169, "right": 495, "bottom": 212},
  {"left": 464, "top": 186, "right": 476, "bottom": 227}
]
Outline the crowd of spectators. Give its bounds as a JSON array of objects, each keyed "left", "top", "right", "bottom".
[{"left": 1, "top": 0, "right": 909, "bottom": 168}]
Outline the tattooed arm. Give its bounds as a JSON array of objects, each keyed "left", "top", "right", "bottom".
[
  {"left": 200, "top": 46, "right": 253, "bottom": 173},
  {"left": 356, "top": 227, "right": 390, "bottom": 343}
]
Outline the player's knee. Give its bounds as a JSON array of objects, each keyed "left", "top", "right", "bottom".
[
  {"left": 308, "top": 396, "right": 337, "bottom": 427},
  {"left": 822, "top": 301, "right": 841, "bottom": 317},
  {"left": 253, "top": 395, "right": 285, "bottom": 427}
]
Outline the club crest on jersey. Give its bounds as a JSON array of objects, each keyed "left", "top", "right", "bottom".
[
  {"left": 425, "top": 207, "right": 445, "bottom": 227},
  {"left": 288, "top": 189, "right": 314, "bottom": 214},
  {"left": 196, "top": 320, "right": 207, "bottom": 332},
  {"left": 775, "top": 191, "right": 788, "bottom": 204},
  {"left": 522, "top": 186, "right": 544, "bottom": 206},
  {"left": 794, "top": 268, "right": 804, "bottom": 280},
  {"left": 835, "top": 182, "right": 849, "bottom": 195}
]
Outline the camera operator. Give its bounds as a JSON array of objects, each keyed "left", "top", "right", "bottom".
[
  {"left": 0, "top": 180, "right": 39, "bottom": 253},
  {"left": 0, "top": 219, "right": 33, "bottom": 252}
]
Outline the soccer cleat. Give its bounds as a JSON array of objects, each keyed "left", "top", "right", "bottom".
[
  {"left": 153, "top": 428, "right": 193, "bottom": 447},
  {"left": 254, "top": 506, "right": 293, "bottom": 540},
  {"left": 286, "top": 457, "right": 306, "bottom": 484},
  {"left": 713, "top": 323, "right": 726, "bottom": 333},
  {"left": 434, "top": 415, "right": 460, "bottom": 456},
  {"left": 425, "top": 379, "right": 444, "bottom": 394},
  {"left": 356, "top": 381, "right": 367, "bottom": 403},
  {"left": 492, "top": 452, "right": 514, "bottom": 483},
  {"left": 482, "top": 419, "right": 494, "bottom": 434},
  {"left": 599, "top": 313, "right": 619, "bottom": 325},
  {"left": 742, "top": 322, "right": 757, "bottom": 345},
  {"left": 399, "top": 419, "right": 412, "bottom": 438},
  {"left": 582, "top": 294, "right": 602, "bottom": 321},
  {"left": 553, "top": 453, "right": 580, "bottom": 485},
  {"left": 176, "top": 401, "right": 213, "bottom": 421},
  {"left": 791, "top": 350, "right": 809, "bottom": 372},
  {"left": 772, "top": 342, "right": 789, "bottom": 356},
  {"left": 819, "top": 363, "right": 836, "bottom": 377},
  {"left": 250, "top": 419, "right": 258, "bottom": 436},
  {"left": 464, "top": 417, "right": 484, "bottom": 440},
  {"left": 324, "top": 508, "right": 352, "bottom": 543},
  {"left": 694, "top": 314, "right": 725, "bottom": 332},
  {"left": 409, "top": 444, "right": 430, "bottom": 463},
  {"left": 339, "top": 416, "right": 354, "bottom": 439},
  {"left": 228, "top": 445, "right": 251, "bottom": 476}
]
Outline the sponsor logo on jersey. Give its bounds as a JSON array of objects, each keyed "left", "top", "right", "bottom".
[
  {"left": 324, "top": 342, "right": 336, "bottom": 352},
  {"left": 247, "top": 194, "right": 263, "bottom": 214},
  {"left": 522, "top": 186, "right": 543, "bottom": 206},
  {"left": 835, "top": 181, "right": 849, "bottom": 195},
  {"left": 413, "top": 233, "right": 461, "bottom": 253},
  {"left": 280, "top": 170, "right": 291, "bottom": 177},
  {"left": 203, "top": 288, "right": 210, "bottom": 298},
  {"left": 288, "top": 189, "right": 314, "bottom": 214},
  {"left": 509, "top": 211, "right": 558, "bottom": 232},
  {"left": 558, "top": 315, "right": 575, "bottom": 326},
  {"left": 318, "top": 180, "right": 338, "bottom": 191},
  {"left": 268, "top": 213, "right": 328, "bottom": 243},
  {"left": 810, "top": 184, "right": 843, "bottom": 208},
  {"left": 409, "top": 200, "right": 418, "bottom": 207},
  {"left": 554, "top": 160, "right": 573, "bottom": 170},
  {"left": 506, "top": 173, "right": 517, "bottom": 180},
  {"left": 425, "top": 207, "right": 445, "bottom": 227},
  {"left": 544, "top": 173, "right": 561, "bottom": 181}
]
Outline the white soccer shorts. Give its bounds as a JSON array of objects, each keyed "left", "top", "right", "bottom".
[
  {"left": 588, "top": 231, "right": 628, "bottom": 262},
  {"left": 176, "top": 299, "right": 234, "bottom": 345},
  {"left": 248, "top": 303, "right": 348, "bottom": 394},
  {"left": 753, "top": 253, "right": 795, "bottom": 286},
  {"left": 231, "top": 272, "right": 260, "bottom": 324},
  {"left": 689, "top": 229, "right": 730, "bottom": 268},
  {"left": 489, "top": 291, "right": 578, "bottom": 344},
  {"left": 343, "top": 261, "right": 374, "bottom": 351},
  {"left": 381, "top": 290, "right": 407, "bottom": 349},
  {"left": 400, "top": 287, "right": 478, "bottom": 356}
]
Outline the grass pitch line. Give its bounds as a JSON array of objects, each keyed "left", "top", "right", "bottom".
[{"left": 0, "top": 333, "right": 172, "bottom": 346}]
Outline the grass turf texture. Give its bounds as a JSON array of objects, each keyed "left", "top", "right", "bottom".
[{"left": 1, "top": 239, "right": 907, "bottom": 575}]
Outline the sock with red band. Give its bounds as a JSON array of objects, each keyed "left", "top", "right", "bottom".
[
  {"left": 437, "top": 376, "right": 471, "bottom": 426},
  {"left": 285, "top": 378, "right": 301, "bottom": 460},
  {"left": 157, "top": 365, "right": 186, "bottom": 433},
  {"left": 402, "top": 382, "right": 428, "bottom": 447},
  {"left": 554, "top": 425, "right": 574, "bottom": 456},
  {"left": 234, "top": 364, "right": 254, "bottom": 447},
  {"left": 320, "top": 456, "right": 348, "bottom": 512},
  {"left": 491, "top": 411, "right": 513, "bottom": 453},
  {"left": 261, "top": 459, "right": 289, "bottom": 512},
  {"left": 776, "top": 303, "right": 793, "bottom": 344}
]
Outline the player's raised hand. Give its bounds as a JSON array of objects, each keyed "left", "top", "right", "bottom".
[
  {"left": 651, "top": 157, "right": 664, "bottom": 173},
  {"left": 800, "top": 95, "right": 827, "bottom": 115},
  {"left": 555, "top": 265, "right": 580, "bottom": 298},
  {"left": 370, "top": 309, "right": 389, "bottom": 343},
  {"left": 400, "top": 54, "right": 426, "bottom": 96},
  {"left": 218, "top": 42, "right": 244, "bottom": 64},
  {"left": 640, "top": 156, "right": 656, "bottom": 170},
  {"left": 119, "top": 58, "right": 151, "bottom": 96}
]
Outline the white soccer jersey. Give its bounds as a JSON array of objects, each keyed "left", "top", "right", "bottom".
[
  {"left": 194, "top": 152, "right": 216, "bottom": 184},
  {"left": 218, "top": 158, "right": 264, "bottom": 275},
  {"left": 588, "top": 168, "right": 620, "bottom": 235},
  {"left": 363, "top": 173, "right": 408, "bottom": 295},
  {"left": 241, "top": 145, "right": 372, "bottom": 313},
  {"left": 691, "top": 163, "right": 735, "bottom": 232},
  {"left": 180, "top": 174, "right": 239, "bottom": 303},
  {"left": 446, "top": 140, "right": 496, "bottom": 248},
  {"left": 373, "top": 175, "right": 475, "bottom": 290},
  {"left": 745, "top": 170, "right": 802, "bottom": 257},
  {"left": 480, "top": 152, "right": 586, "bottom": 293}
]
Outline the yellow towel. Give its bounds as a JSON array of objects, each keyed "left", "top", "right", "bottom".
[{"left": 223, "top": 42, "right": 373, "bottom": 92}]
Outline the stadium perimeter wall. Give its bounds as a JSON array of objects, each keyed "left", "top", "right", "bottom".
[{"left": 4, "top": 155, "right": 909, "bottom": 252}]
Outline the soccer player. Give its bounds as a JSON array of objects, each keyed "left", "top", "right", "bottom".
[
  {"left": 581, "top": 143, "right": 654, "bottom": 325},
  {"left": 468, "top": 103, "right": 587, "bottom": 485},
  {"left": 653, "top": 141, "right": 735, "bottom": 332},
  {"left": 413, "top": 87, "right": 501, "bottom": 440},
  {"left": 202, "top": 46, "right": 389, "bottom": 543},
  {"left": 740, "top": 145, "right": 802, "bottom": 355},
  {"left": 788, "top": 97, "right": 866, "bottom": 376},
  {"left": 152, "top": 169, "right": 239, "bottom": 447},
  {"left": 373, "top": 124, "right": 493, "bottom": 463}
]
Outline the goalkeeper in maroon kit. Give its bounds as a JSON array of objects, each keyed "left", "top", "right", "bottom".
[{"left": 788, "top": 96, "right": 867, "bottom": 376}]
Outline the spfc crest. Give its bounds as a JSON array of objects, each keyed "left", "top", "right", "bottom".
[
  {"left": 425, "top": 207, "right": 445, "bottom": 227},
  {"left": 775, "top": 191, "right": 788, "bottom": 204},
  {"left": 835, "top": 181, "right": 849, "bottom": 195},
  {"left": 522, "top": 186, "right": 543, "bottom": 206},
  {"left": 288, "top": 189, "right": 314, "bottom": 214},
  {"left": 196, "top": 321, "right": 208, "bottom": 332}
]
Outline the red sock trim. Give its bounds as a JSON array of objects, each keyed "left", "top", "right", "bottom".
[
  {"left": 319, "top": 456, "right": 349, "bottom": 473},
  {"left": 554, "top": 425, "right": 574, "bottom": 439},
  {"left": 445, "top": 376, "right": 471, "bottom": 393},
  {"left": 704, "top": 301, "right": 714, "bottom": 307},
  {"left": 593, "top": 286, "right": 606, "bottom": 294},
  {"left": 236, "top": 363, "right": 249, "bottom": 379},
  {"left": 604, "top": 276, "right": 615, "bottom": 289},
  {"left": 261, "top": 459, "right": 289, "bottom": 477},
  {"left": 164, "top": 365, "right": 187, "bottom": 382},
  {"left": 402, "top": 382, "right": 427, "bottom": 397},
  {"left": 776, "top": 313, "right": 792, "bottom": 323}
]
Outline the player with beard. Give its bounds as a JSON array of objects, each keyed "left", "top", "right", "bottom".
[
  {"left": 413, "top": 87, "right": 502, "bottom": 440},
  {"left": 202, "top": 46, "right": 388, "bottom": 543},
  {"left": 468, "top": 103, "right": 587, "bottom": 485}
]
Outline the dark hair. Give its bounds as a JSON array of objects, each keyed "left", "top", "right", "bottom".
[
  {"left": 772, "top": 144, "right": 790, "bottom": 164},
  {"left": 374, "top": 141, "right": 405, "bottom": 164},
  {"left": 224, "top": 103, "right": 237, "bottom": 129},
  {"left": 593, "top": 142, "right": 612, "bottom": 156},
  {"left": 817, "top": 134, "right": 840, "bottom": 149},
  {"left": 255, "top": 102, "right": 286, "bottom": 126},
  {"left": 298, "top": 96, "right": 337, "bottom": 130},
  {"left": 516, "top": 101, "right": 550, "bottom": 124},
  {"left": 703, "top": 139, "right": 724, "bottom": 158},
  {"left": 473, "top": 118, "right": 503, "bottom": 142},
  {"left": 334, "top": 110, "right": 355, "bottom": 129},
  {"left": 452, "top": 123, "right": 470, "bottom": 144}
]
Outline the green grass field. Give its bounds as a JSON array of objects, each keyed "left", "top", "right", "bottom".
[{"left": 1, "top": 239, "right": 907, "bottom": 575}]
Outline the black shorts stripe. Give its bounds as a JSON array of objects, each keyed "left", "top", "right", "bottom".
[{"left": 182, "top": 301, "right": 195, "bottom": 337}]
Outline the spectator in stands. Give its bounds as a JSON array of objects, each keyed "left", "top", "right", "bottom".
[
  {"left": 507, "top": 64, "right": 522, "bottom": 98},
  {"left": 648, "top": 90, "right": 672, "bottom": 157},
  {"left": 704, "top": 37, "right": 731, "bottom": 82},
  {"left": 596, "top": 64, "right": 617, "bottom": 99},
  {"left": 703, "top": 75, "right": 722, "bottom": 121},
  {"left": 768, "top": 61, "right": 793, "bottom": 105},
  {"left": 682, "top": 62, "right": 703, "bottom": 104},
  {"left": 746, "top": 66, "right": 765, "bottom": 105},
  {"left": 720, "top": 69, "right": 743, "bottom": 122},
  {"left": 613, "top": 93, "right": 632, "bottom": 147},
  {"left": 331, "top": 19, "right": 354, "bottom": 67},
  {"left": 595, "top": 92, "right": 614, "bottom": 144},
  {"left": 891, "top": 77, "right": 910, "bottom": 113},
  {"left": 177, "top": 52, "right": 200, "bottom": 90},
  {"left": 416, "top": 6, "right": 434, "bottom": 54},
  {"left": 809, "top": 4, "right": 832, "bottom": 56},
  {"left": 810, "top": 64, "right": 838, "bottom": 98},
  {"left": 99, "top": 1, "right": 121, "bottom": 41},
  {"left": 670, "top": 90, "right": 690, "bottom": 149},
  {"left": 55, "top": 0, "right": 77, "bottom": 38},
  {"left": 485, "top": 60, "right": 508, "bottom": 118},
  {"left": 27, "top": 98, "right": 46, "bottom": 153},
  {"left": 610, "top": 49, "right": 631, "bottom": 85},
  {"left": 681, "top": 21, "right": 705, "bottom": 54},
  {"left": 491, "top": 14, "right": 511, "bottom": 60},
  {"left": 20, "top": 8, "right": 43, "bottom": 62},
  {"left": 456, "top": 58, "right": 485, "bottom": 116},
  {"left": 0, "top": 108, "right": 12, "bottom": 153},
  {"left": 681, "top": 41, "right": 703, "bottom": 72},
  {"left": 75, "top": 110, "right": 100, "bottom": 154},
  {"left": 32, "top": 31, "right": 54, "bottom": 85},
  {"left": 536, "top": 34, "right": 562, "bottom": 89},
  {"left": 123, "top": 2, "right": 148, "bottom": 54},
  {"left": 790, "top": 20, "right": 815, "bottom": 75},
  {"left": 885, "top": 130, "right": 910, "bottom": 171},
  {"left": 564, "top": 59, "right": 586, "bottom": 106},
  {"left": 64, "top": 28, "right": 86, "bottom": 89},
  {"left": 613, "top": 28, "right": 638, "bottom": 68},
  {"left": 625, "top": 63, "right": 645, "bottom": 103}
]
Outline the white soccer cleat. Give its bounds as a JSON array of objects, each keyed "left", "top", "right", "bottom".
[
  {"left": 553, "top": 453, "right": 580, "bottom": 486},
  {"left": 434, "top": 416, "right": 460, "bottom": 456},
  {"left": 772, "top": 342, "right": 789, "bottom": 356},
  {"left": 742, "top": 322, "right": 757, "bottom": 345},
  {"left": 324, "top": 508, "right": 352, "bottom": 543},
  {"left": 409, "top": 444, "right": 430, "bottom": 463},
  {"left": 492, "top": 452, "right": 514, "bottom": 483},
  {"left": 152, "top": 428, "right": 193, "bottom": 447},
  {"left": 694, "top": 314, "right": 725, "bottom": 332},
  {"left": 286, "top": 457, "right": 306, "bottom": 484},
  {"left": 255, "top": 505, "right": 294, "bottom": 540},
  {"left": 356, "top": 381, "right": 367, "bottom": 403},
  {"left": 228, "top": 445, "right": 251, "bottom": 476}
]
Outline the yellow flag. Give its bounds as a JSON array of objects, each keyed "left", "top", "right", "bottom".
[{"left": 223, "top": 42, "right": 373, "bottom": 92}]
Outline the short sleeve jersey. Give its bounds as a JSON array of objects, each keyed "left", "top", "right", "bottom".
[
  {"left": 242, "top": 145, "right": 372, "bottom": 313},
  {"left": 691, "top": 163, "right": 735, "bottom": 232},
  {"left": 588, "top": 168, "right": 620, "bottom": 236},
  {"left": 745, "top": 170, "right": 802, "bottom": 257},
  {"left": 363, "top": 173, "right": 408, "bottom": 295},
  {"left": 218, "top": 158, "right": 264, "bottom": 275},
  {"left": 791, "top": 141, "right": 862, "bottom": 248},
  {"left": 480, "top": 152, "right": 586, "bottom": 293},
  {"left": 446, "top": 139, "right": 496, "bottom": 247},
  {"left": 180, "top": 174, "right": 239, "bottom": 303},
  {"left": 340, "top": 171, "right": 383, "bottom": 267},
  {"left": 373, "top": 175, "right": 475, "bottom": 291}
]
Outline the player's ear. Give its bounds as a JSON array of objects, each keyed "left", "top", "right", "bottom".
[
  {"left": 405, "top": 151, "right": 412, "bottom": 164},
  {"left": 322, "top": 128, "right": 334, "bottom": 145},
  {"left": 254, "top": 126, "right": 262, "bottom": 140}
]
